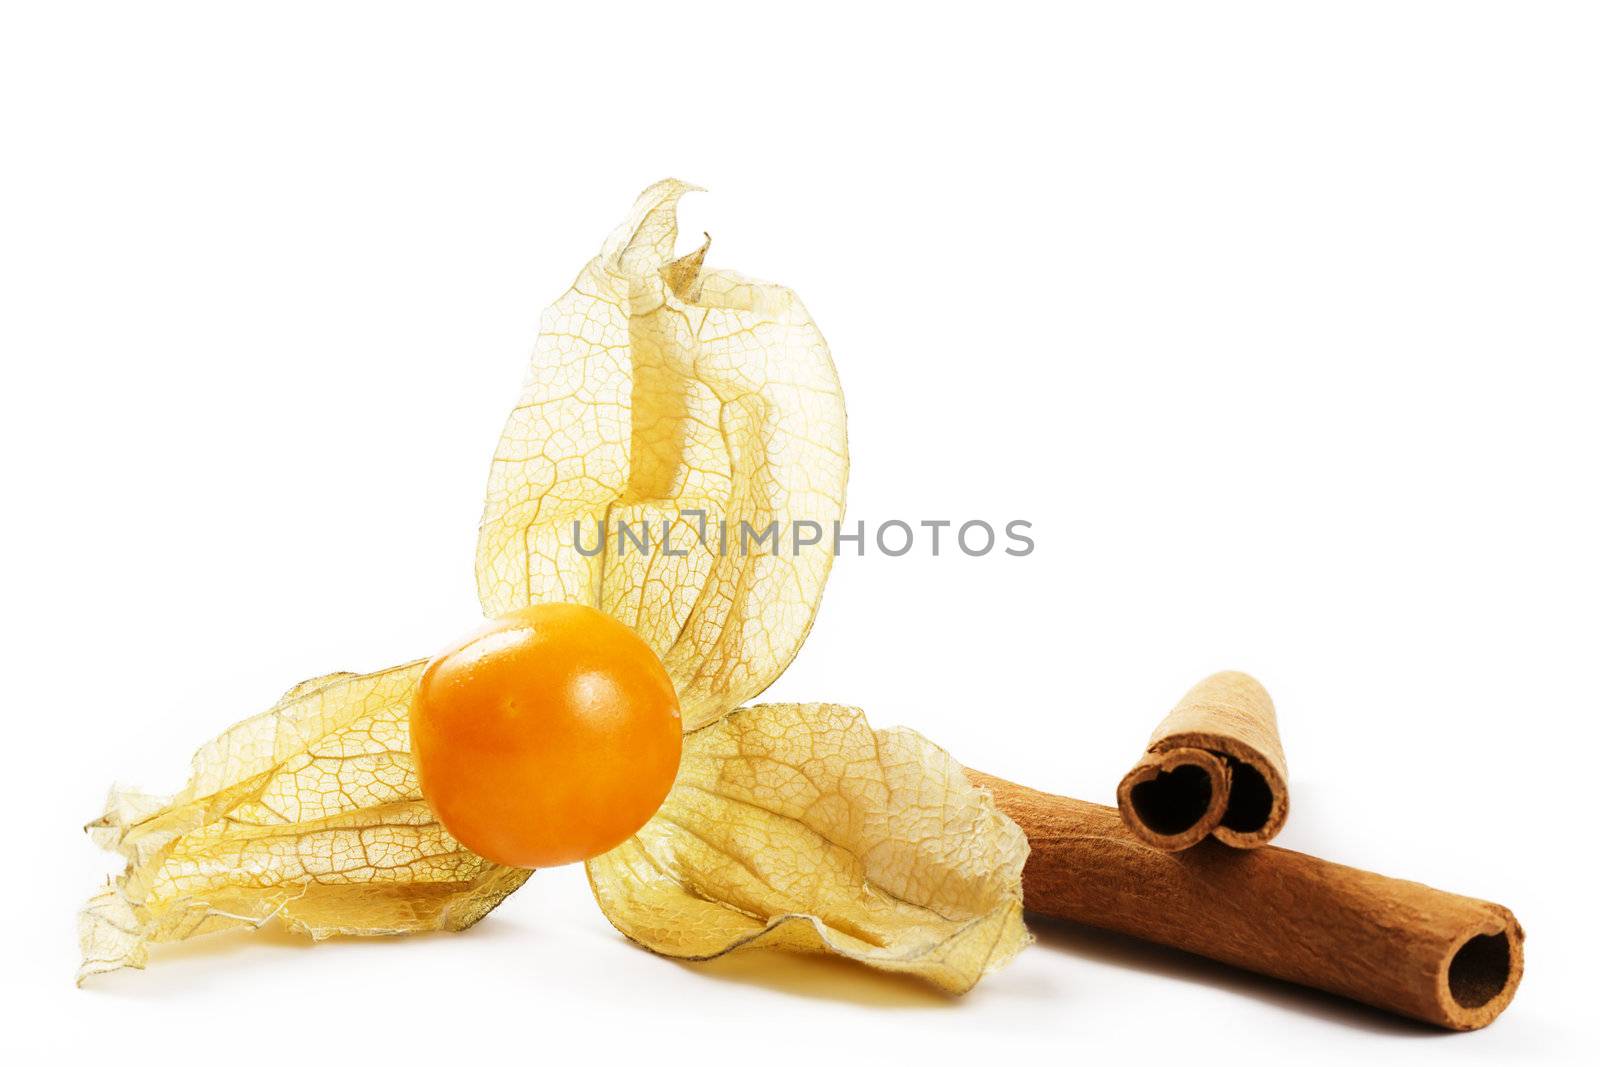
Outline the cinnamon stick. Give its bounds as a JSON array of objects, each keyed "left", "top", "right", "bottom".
[
  {"left": 969, "top": 772, "right": 1524, "bottom": 1031},
  {"left": 1118, "top": 671, "right": 1288, "bottom": 849}
]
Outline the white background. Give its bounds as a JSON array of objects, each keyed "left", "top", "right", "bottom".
[{"left": 3, "top": 2, "right": 1595, "bottom": 1062}]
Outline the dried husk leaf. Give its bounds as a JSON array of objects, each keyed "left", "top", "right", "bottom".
[
  {"left": 476, "top": 180, "right": 849, "bottom": 730},
  {"left": 585, "top": 703, "right": 1030, "bottom": 993},
  {"left": 78, "top": 663, "right": 531, "bottom": 982}
]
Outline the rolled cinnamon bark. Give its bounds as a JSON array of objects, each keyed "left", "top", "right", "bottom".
[
  {"left": 1116, "top": 746, "right": 1232, "bottom": 850},
  {"left": 1118, "top": 671, "right": 1288, "bottom": 849},
  {"left": 969, "top": 772, "right": 1524, "bottom": 1031}
]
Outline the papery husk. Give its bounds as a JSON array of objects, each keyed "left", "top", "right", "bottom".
[
  {"left": 476, "top": 180, "right": 848, "bottom": 730},
  {"left": 79, "top": 664, "right": 530, "bottom": 982},
  {"left": 587, "top": 703, "right": 1030, "bottom": 994}
]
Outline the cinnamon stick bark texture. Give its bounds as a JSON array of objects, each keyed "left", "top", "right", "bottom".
[
  {"left": 969, "top": 773, "right": 1523, "bottom": 1030},
  {"left": 1118, "top": 671, "right": 1288, "bottom": 849}
]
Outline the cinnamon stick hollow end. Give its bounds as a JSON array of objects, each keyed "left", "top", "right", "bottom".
[
  {"left": 1435, "top": 910, "right": 1525, "bottom": 1031},
  {"left": 1115, "top": 747, "right": 1231, "bottom": 850},
  {"left": 1130, "top": 670, "right": 1289, "bottom": 848}
]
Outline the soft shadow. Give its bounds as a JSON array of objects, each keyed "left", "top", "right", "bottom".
[
  {"left": 81, "top": 916, "right": 531, "bottom": 998},
  {"left": 673, "top": 947, "right": 955, "bottom": 1009},
  {"left": 1029, "top": 915, "right": 1456, "bottom": 1037}
]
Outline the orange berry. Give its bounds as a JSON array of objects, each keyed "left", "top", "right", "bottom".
[{"left": 410, "top": 603, "right": 681, "bottom": 868}]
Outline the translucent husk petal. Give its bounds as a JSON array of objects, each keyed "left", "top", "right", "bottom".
[
  {"left": 585, "top": 703, "right": 1031, "bottom": 993},
  {"left": 476, "top": 180, "right": 849, "bottom": 730},
  {"left": 78, "top": 663, "right": 531, "bottom": 982}
]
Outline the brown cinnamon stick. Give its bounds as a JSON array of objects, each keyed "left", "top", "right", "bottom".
[
  {"left": 969, "top": 772, "right": 1524, "bottom": 1031},
  {"left": 1118, "top": 671, "right": 1288, "bottom": 849}
]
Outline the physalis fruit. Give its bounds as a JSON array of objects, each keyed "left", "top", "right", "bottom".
[{"left": 410, "top": 603, "right": 682, "bottom": 868}]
